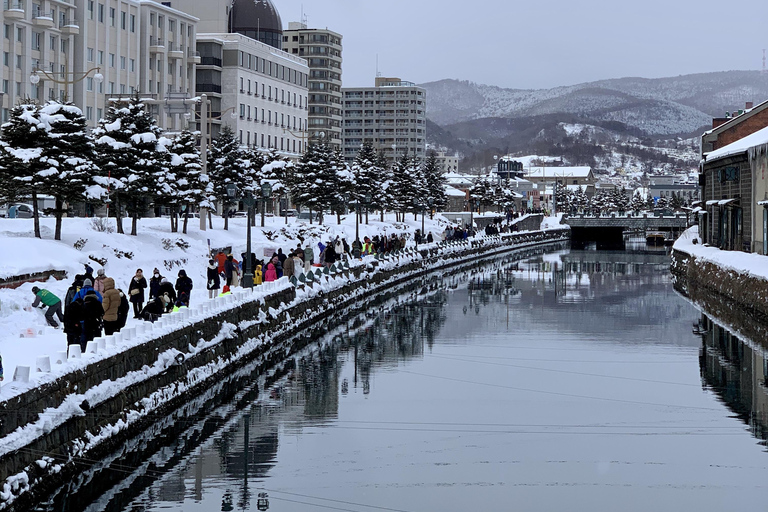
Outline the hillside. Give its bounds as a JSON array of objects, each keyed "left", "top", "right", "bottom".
[
  {"left": 423, "top": 71, "right": 768, "bottom": 172},
  {"left": 423, "top": 71, "right": 768, "bottom": 135}
]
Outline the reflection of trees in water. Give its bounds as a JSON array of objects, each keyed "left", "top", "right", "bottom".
[
  {"left": 297, "top": 343, "right": 342, "bottom": 419},
  {"left": 699, "top": 313, "right": 768, "bottom": 447}
]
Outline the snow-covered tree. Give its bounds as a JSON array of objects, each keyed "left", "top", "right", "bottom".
[
  {"left": 423, "top": 150, "right": 447, "bottom": 214},
  {"left": 373, "top": 150, "right": 392, "bottom": 222},
  {"left": 167, "top": 130, "right": 209, "bottom": 234},
  {"left": 207, "top": 125, "right": 245, "bottom": 230},
  {"left": 92, "top": 94, "right": 164, "bottom": 235},
  {"left": 352, "top": 142, "right": 380, "bottom": 223},
  {"left": 290, "top": 143, "right": 338, "bottom": 224},
  {"left": 0, "top": 102, "right": 47, "bottom": 238},
  {"left": 38, "top": 101, "right": 103, "bottom": 240},
  {"left": 630, "top": 192, "right": 646, "bottom": 214}
]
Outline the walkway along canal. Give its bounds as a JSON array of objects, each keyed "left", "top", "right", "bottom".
[
  {"left": 29, "top": 247, "right": 768, "bottom": 511},
  {"left": 0, "top": 229, "right": 569, "bottom": 511}
]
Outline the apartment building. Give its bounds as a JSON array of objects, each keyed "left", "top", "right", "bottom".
[
  {"left": 1, "top": 0, "right": 198, "bottom": 129},
  {"left": 1, "top": 0, "right": 80, "bottom": 121},
  {"left": 282, "top": 22, "right": 342, "bottom": 150},
  {"left": 341, "top": 76, "right": 426, "bottom": 163},
  {"left": 195, "top": 32, "right": 308, "bottom": 155}
]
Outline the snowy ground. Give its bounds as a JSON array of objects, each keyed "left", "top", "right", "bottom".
[
  {"left": 673, "top": 226, "right": 768, "bottom": 281},
  {"left": 0, "top": 212, "right": 455, "bottom": 387}
]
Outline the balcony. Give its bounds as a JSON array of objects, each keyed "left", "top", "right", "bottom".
[
  {"left": 168, "top": 44, "right": 184, "bottom": 60},
  {"left": 188, "top": 50, "right": 201, "bottom": 64},
  {"left": 199, "top": 56, "right": 221, "bottom": 67},
  {"left": 59, "top": 18, "right": 79, "bottom": 35},
  {"left": 3, "top": 0, "right": 24, "bottom": 19},
  {"left": 149, "top": 38, "right": 166, "bottom": 53},
  {"left": 32, "top": 10, "right": 54, "bottom": 27},
  {"left": 196, "top": 83, "right": 221, "bottom": 94}
]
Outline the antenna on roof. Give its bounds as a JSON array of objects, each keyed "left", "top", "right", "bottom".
[
  {"left": 301, "top": 4, "right": 307, "bottom": 27},
  {"left": 376, "top": 54, "right": 381, "bottom": 78},
  {"left": 763, "top": 49, "right": 766, "bottom": 75}
]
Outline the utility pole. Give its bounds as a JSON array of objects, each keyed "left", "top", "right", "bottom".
[{"left": 199, "top": 94, "right": 208, "bottom": 231}]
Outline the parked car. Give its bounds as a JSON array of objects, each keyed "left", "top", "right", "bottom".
[
  {"left": 281, "top": 209, "right": 298, "bottom": 217},
  {"left": 6, "top": 204, "right": 35, "bottom": 218},
  {"left": 297, "top": 211, "right": 320, "bottom": 222}
]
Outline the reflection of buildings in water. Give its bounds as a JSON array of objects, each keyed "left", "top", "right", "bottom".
[
  {"left": 452, "top": 250, "right": 695, "bottom": 346},
  {"left": 699, "top": 314, "right": 768, "bottom": 446}
]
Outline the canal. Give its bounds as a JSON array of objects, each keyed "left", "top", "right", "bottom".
[{"left": 42, "top": 249, "right": 768, "bottom": 511}]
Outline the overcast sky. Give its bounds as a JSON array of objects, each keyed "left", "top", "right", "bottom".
[{"left": 276, "top": 0, "right": 765, "bottom": 90}]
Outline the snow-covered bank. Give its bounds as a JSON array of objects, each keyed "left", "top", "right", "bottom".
[
  {"left": 0, "top": 213, "right": 454, "bottom": 380},
  {"left": 673, "top": 226, "right": 768, "bottom": 281}
]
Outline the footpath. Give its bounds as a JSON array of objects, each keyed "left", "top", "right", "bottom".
[{"left": 0, "top": 223, "right": 569, "bottom": 511}]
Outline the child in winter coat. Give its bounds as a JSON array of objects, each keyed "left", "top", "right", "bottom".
[
  {"left": 254, "top": 265, "right": 263, "bottom": 285},
  {"left": 264, "top": 263, "right": 277, "bottom": 282}
]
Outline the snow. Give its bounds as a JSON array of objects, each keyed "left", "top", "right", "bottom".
[
  {"left": 673, "top": 226, "right": 768, "bottom": 281},
  {"left": 0, "top": 213, "right": 458, "bottom": 385},
  {"left": 704, "top": 125, "right": 768, "bottom": 163}
]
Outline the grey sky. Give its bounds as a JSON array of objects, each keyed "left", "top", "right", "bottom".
[{"left": 276, "top": 0, "right": 766, "bottom": 90}]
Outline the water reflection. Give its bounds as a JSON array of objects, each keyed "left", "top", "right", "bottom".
[
  {"left": 698, "top": 313, "right": 768, "bottom": 448},
  {"left": 65, "top": 249, "right": 768, "bottom": 512}
]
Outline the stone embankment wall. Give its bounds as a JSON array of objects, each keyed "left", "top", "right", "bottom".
[
  {"left": 0, "top": 230, "right": 569, "bottom": 511},
  {"left": 671, "top": 249, "right": 768, "bottom": 344}
]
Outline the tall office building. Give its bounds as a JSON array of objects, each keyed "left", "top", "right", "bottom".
[
  {"left": 341, "top": 77, "right": 426, "bottom": 163},
  {"left": 282, "top": 22, "right": 342, "bottom": 150}
]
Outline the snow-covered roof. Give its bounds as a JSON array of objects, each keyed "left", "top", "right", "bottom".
[
  {"left": 704, "top": 125, "right": 768, "bottom": 163},
  {"left": 526, "top": 166, "right": 592, "bottom": 179},
  {"left": 444, "top": 184, "right": 466, "bottom": 197}
]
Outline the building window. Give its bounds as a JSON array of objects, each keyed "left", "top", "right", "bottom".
[
  {"left": 109, "top": 7, "right": 115, "bottom": 26},
  {"left": 97, "top": 108, "right": 103, "bottom": 120},
  {"left": 16, "top": 55, "right": 22, "bottom": 69},
  {"left": 3, "top": 24, "right": 8, "bottom": 40},
  {"left": 3, "top": 52, "right": 8, "bottom": 67},
  {"left": 130, "top": 58, "right": 135, "bottom": 72},
  {"left": 49, "top": 35, "right": 56, "bottom": 50},
  {"left": 109, "top": 53, "right": 115, "bottom": 67},
  {"left": 130, "top": 14, "right": 136, "bottom": 32},
  {"left": 121, "top": 11, "right": 126, "bottom": 29},
  {"left": 120, "top": 56, "right": 126, "bottom": 69},
  {"left": 239, "top": 104, "right": 245, "bottom": 118},
  {"left": 98, "top": 3, "right": 104, "bottom": 23},
  {"left": 86, "top": 77, "right": 93, "bottom": 91},
  {"left": 109, "top": 81, "right": 115, "bottom": 94},
  {"left": 97, "top": 50, "right": 104, "bottom": 64},
  {"left": 87, "top": 47, "right": 94, "bottom": 62},
  {"left": 16, "top": 27, "right": 23, "bottom": 42},
  {"left": 86, "top": 106, "right": 93, "bottom": 121},
  {"left": 1, "top": 80, "right": 7, "bottom": 93}
]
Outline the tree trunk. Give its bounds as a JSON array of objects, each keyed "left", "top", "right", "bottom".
[
  {"left": 170, "top": 208, "right": 176, "bottom": 233},
  {"left": 182, "top": 207, "right": 189, "bottom": 234},
  {"left": 115, "top": 198, "right": 124, "bottom": 234},
  {"left": 309, "top": 208, "right": 313, "bottom": 225},
  {"left": 54, "top": 198, "right": 63, "bottom": 241},
  {"left": 208, "top": 211, "right": 213, "bottom": 229},
  {"left": 336, "top": 212, "right": 341, "bottom": 225},
  {"left": 32, "top": 191, "right": 41, "bottom": 239},
  {"left": 365, "top": 209, "right": 369, "bottom": 225},
  {"left": 380, "top": 210, "right": 384, "bottom": 223},
  {"left": 224, "top": 211, "right": 229, "bottom": 231},
  {"left": 131, "top": 214, "right": 138, "bottom": 236}
]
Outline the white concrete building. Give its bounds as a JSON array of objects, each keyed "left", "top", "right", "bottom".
[{"left": 195, "top": 32, "right": 308, "bottom": 155}]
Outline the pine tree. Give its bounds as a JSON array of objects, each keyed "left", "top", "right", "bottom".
[
  {"left": 373, "top": 150, "right": 392, "bottom": 222},
  {"left": 391, "top": 153, "right": 419, "bottom": 221},
  {"left": 352, "top": 142, "right": 379, "bottom": 223},
  {"left": 422, "top": 150, "right": 447, "bottom": 215},
  {"left": 291, "top": 143, "right": 337, "bottom": 224},
  {"left": 207, "top": 125, "right": 245, "bottom": 230},
  {"left": 630, "top": 192, "right": 646, "bottom": 214},
  {"left": 167, "top": 130, "right": 207, "bottom": 234},
  {"left": 38, "top": 101, "right": 102, "bottom": 240},
  {"left": 92, "top": 94, "right": 164, "bottom": 235},
  {"left": 0, "top": 102, "right": 48, "bottom": 238}
]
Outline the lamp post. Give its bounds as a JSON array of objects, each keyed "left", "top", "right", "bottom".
[
  {"left": 199, "top": 94, "right": 208, "bottom": 231},
  {"left": 243, "top": 191, "right": 256, "bottom": 288},
  {"left": 29, "top": 58, "right": 103, "bottom": 102},
  {"left": 260, "top": 182, "right": 272, "bottom": 228}
]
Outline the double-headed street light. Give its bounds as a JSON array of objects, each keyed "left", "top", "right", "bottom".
[
  {"left": 29, "top": 63, "right": 103, "bottom": 102},
  {"left": 260, "top": 182, "right": 272, "bottom": 228},
  {"left": 226, "top": 184, "right": 256, "bottom": 289}
]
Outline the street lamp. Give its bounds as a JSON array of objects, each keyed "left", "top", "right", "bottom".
[
  {"left": 30, "top": 64, "right": 103, "bottom": 102},
  {"left": 242, "top": 191, "right": 256, "bottom": 288},
  {"left": 260, "top": 181, "right": 272, "bottom": 228},
  {"left": 421, "top": 197, "right": 433, "bottom": 236}
]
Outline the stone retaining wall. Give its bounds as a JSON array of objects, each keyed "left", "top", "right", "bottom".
[
  {"left": 671, "top": 248, "right": 768, "bottom": 346},
  {"left": 0, "top": 230, "right": 569, "bottom": 510}
]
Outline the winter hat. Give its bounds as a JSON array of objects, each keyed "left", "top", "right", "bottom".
[
  {"left": 222, "top": 285, "right": 230, "bottom": 293},
  {"left": 153, "top": 268, "right": 160, "bottom": 274},
  {"left": 178, "top": 270, "right": 187, "bottom": 277},
  {"left": 97, "top": 269, "right": 105, "bottom": 277},
  {"left": 209, "top": 259, "right": 215, "bottom": 265},
  {"left": 83, "top": 278, "right": 93, "bottom": 287},
  {"left": 31, "top": 286, "right": 39, "bottom": 293},
  {"left": 161, "top": 278, "right": 168, "bottom": 284}
]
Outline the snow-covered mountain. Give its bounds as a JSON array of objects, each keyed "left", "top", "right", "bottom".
[{"left": 423, "top": 71, "right": 768, "bottom": 136}]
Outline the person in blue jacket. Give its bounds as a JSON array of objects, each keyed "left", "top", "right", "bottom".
[{"left": 73, "top": 278, "right": 102, "bottom": 303}]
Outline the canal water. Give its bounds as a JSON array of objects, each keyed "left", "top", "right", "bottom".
[{"left": 58, "top": 249, "right": 768, "bottom": 512}]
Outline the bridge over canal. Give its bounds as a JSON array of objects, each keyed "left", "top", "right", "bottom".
[{"left": 562, "top": 213, "right": 691, "bottom": 249}]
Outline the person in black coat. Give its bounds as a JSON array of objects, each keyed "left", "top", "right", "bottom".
[
  {"left": 63, "top": 297, "right": 84, "bottom": 347},
  {"left": 81, "top": 291, "right": 104, "bottom": 350},
  {"left": 117, "top": 289, "right": 130, "bottom": 329},
  {"left": 224, "top": 255, "right": 235, "bottom": 286},
  {"left": 128, "top": 269, "right": 148, "bottom": 319},
  {"left": 148, "top": 268, "right": 163, "bottom": 300},
  {"left": 207, "top": 259, "right": 221, "bottom": 299},
  {"left": 140, "top": 297, "right": 165, "bottom": 322},
  {"left": 64, "top": 274, "right": 84, "bottom": 314},
  {"left": 175, "top": 269, "right": 193, "bottom": 304},
  {"left": 158, "top": 278, "right": 177, "bottom": 311}
]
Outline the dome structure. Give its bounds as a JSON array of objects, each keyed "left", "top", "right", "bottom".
[{"left": 229, "top": 0, "right": 283, "bottom": 50}]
